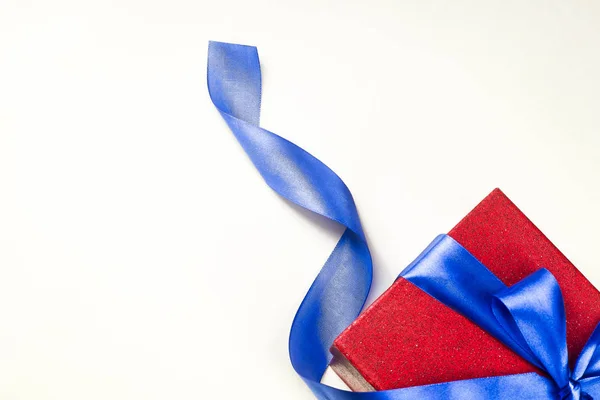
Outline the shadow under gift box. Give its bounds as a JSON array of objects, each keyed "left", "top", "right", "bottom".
[{"left": 330, "top": 188, "right": 600, "bottom": 391}]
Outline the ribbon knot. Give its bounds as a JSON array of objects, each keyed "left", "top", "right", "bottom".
[{"left": 557, "top": 379, "right": 588, "bottom": 400}]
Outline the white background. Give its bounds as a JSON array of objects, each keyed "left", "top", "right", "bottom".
[{"left": 1, "top": 1, "right": 600, "bottom": 399}]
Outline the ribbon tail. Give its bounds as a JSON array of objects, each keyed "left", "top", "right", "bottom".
[{"left": 208, "top": 41, "right": 373, "bottom": 386}]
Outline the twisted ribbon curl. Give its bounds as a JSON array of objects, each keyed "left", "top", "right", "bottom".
[{"left": 208, "top": 41, "right": 600, "bottom": 400}]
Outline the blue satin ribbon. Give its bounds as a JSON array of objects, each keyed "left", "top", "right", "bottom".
[
  {"left": 401, "top": 235, "right": 600, "bottom": 399},
  {"left": 207, "top": 41, "right": 600, "bottom": 399}
]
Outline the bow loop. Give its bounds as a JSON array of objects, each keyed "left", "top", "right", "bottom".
[
  {"left": 491, "top": 269, "right": 570, "bottom": 389},
  {"left": 490, "top": 269, "right": 600, "bottom": 399},
  {"left": 574, "top": 324, "right": 600, "bottom": 382}
]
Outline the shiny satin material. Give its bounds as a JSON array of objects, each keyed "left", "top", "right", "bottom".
[
  {"left": 207, "top": 41, "right": 372, "bottom": 388},
  {"left": 402, "top": 235, "right": 600, "bottom": 399},
  {"left": 208, "top": 41, "right": 600, "bottom": 399}
]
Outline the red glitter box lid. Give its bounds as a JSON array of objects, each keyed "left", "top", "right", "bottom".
[{"left": 330, "top": 188, "right": 600, "bottom": 391}]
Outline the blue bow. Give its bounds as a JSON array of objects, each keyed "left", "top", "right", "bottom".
[
  {"left": 207, "top": 41, "right": 600, "bottom": 399},
  {"left": 505, "top": 271, "right": 600, "bottom": 399},
  {"left": 492, "top": 269, "right": 598, "bottom": 400},
  {"left": 402, "top": 235, "right": 600, "bottom": 400}
]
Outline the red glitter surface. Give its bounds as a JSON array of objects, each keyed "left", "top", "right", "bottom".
[
  {"left": 334, "top": 278, "right": 536, "bottom": 390},
  {"left": 332, "top": 188, "right": 600, "bottom": 390}
]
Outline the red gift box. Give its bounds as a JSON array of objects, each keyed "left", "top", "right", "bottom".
[{"left": 330, "top": 188, "right": 600, "bottom": 391}]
